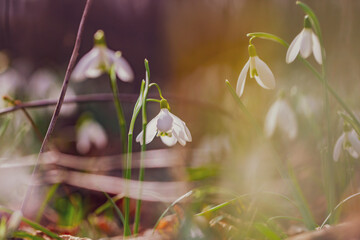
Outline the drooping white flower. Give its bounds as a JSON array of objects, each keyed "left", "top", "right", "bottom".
[
  {"left": 333, "top": 128, "right": 360, "bottom": 162},
  {"left": 72, "top": 30, "right": 134, "bottom": 82},
  {"left": 28, "top": 69, "right": 77, "bottom": 116},
  {"left": 264, "top": 96, "right": 298, "bottom": 140},
  {"left": 76, "top": 118, "right": 108, "bottom": 154},
  {"left": 286, "top": 15, "right": 322, "bottom": 64},
  {"left": 136, "top": 100, "right": 192, "bottom": 147},
  {"left": 236, "top": 44, "right": 275, "bottom": 97}
]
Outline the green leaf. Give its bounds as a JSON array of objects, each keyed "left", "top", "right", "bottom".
[
  {"left": 153, "top": 190, "right": 193, "bottom": 232},
  {"left": 13, "top": 231, "right": 45, "bottom": 240}
]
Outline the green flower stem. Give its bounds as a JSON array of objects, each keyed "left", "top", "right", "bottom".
[
  {"left": 146, "top": 98, "right": 161, "bottom": 103},
  {"left": 225, "top": 81, "right": 317, "bottom": 229},
  {"left": 109, "top": 66, "right": 128, "bottom": 155},
  {"left": 133, "top": 59, "right": 150, "bottom": 235},
  {"left": 123, "top": 78, "right": 147, "bottom": 237},
  {"left": 123, "top": 132, "right": 133, "bottom": 237},
  {"left": 149, "top": 83, "right": 164, "bottom": 99}
]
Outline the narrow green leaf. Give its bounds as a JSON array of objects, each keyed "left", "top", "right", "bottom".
[
  {"left": 12, "top": 231, "right": 44, "bottom": 240},
  {"left": 320, "top": 192, "right": 360, "bottom": 228},
  {"left": 153, "top": 190, "right": 193, "bottom": 232},
  {"left": 36, "top": 183, "right": 60, "bottom": 222}
]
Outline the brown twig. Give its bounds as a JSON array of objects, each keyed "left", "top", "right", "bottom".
[
  {"left": 20, "top": 0, "right": 93, "bottom": 212},
  {"left": 0, "top": 93, "right": 233, "bottom": 119}
]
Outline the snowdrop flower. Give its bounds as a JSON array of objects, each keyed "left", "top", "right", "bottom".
[
  {"left": 333, "top": 126, "right": 360, "bottom": 161},
  {"left": 136, "top": 99, "right": 192, "bottom": 146},
  {"left": 236, "top": 44, "right": 275, "bottom": 97},
  {"left": 264, "top": 94, "right": 298, "bottom": 139},
  {"left": 28, "top": 69, "right": 77, "bottom": 116},
  {"left": 76, "top": 117, "right": 108, "bottom": 154},
  {"left": 286, "top": 15, "right": 322, "bottom": 64},
  {"left": 72, "top": 30, "right": 134, "bottom": 82}
]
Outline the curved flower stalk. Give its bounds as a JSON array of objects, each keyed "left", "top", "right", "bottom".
[
  {"left": 286, "top": 15, "right": 322, "bottom": 64},
  {"left": 236, "top": 44, "right": 275, "bottom": 97},
  {"left": 76, "top": 117, "right": 108, "bottom": 154},
  {"left": 136, "top": 99, "right": 192, "bottom": 146},
  {"left": 264, "top": 95, "right": 298, "bottom": 140},
  {"left": 333, "top": 125, "right": 360, "bottom": 162},
  {"left": 72, "top": 30, "right": 134, "bottom": 82}
]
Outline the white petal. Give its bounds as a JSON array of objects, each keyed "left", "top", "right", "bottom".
[
  {"left": 160, "top": 135, "right": 177, "bottom": 146},
  {"left": 156, "top": 109, "right": 173, "bottom": 133},
  {"left": 77, "top": 131, "right": 91, "bottom": 154},
  {"left": 113, "top": 55, "right": 134, "bottom": 82},
  {"left": 136, "top": 113, "right": 159, "bottom": 145},
  {"left": 286, "top": 30, "right": 303, "bottom": 64},
  {"left": 254, "top": 57, "right": 275, "bottom": 90},
  {"left": 72, "top": 48, "right": 101, "bottom": 81},
  {"left": 300, "top": 29, "right": 312, "bottom": 59},
  {"left": 169, "top": 112, "right": 192, "bottom": 142},
  {"left": 347, "top": 147, "right": 359, "bottom": 159},
  {"left": 347, "top": 130, "right": 360, "bottom": 156},
  {"left": 172, "top": 126, "right": 187, "bottom": 146},
  {"left": 236, "top": 59, "right": 250, "bottom": 97},
  {"left": 277, "top": 100, "right": 298, "bottom": 140},
  {"left": 88, "top": 122, "right": 108, "bottom": 150},
  {"left": 264, "top": 100, "right": 281, "bottom": 138},
  {"left": 311, "top": 32, "right": 322, "bottom": 64},
  {"left": 333, "top": 133, "right": 345, "bottom": 161}
]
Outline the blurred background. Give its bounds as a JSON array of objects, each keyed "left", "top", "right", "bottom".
[{"left": 1, "top": 0, "right": 360, "bottom": 238}]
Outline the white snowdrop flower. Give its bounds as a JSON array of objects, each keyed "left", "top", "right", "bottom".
[
  {"left": 236, "top": 44, "right": 275, "bottom": 97},
  {"left": 76, "top": 118, "right": 108, "bottom": 154},
  {"left": 72, "top": 30, "right": 134, "bottom": 82},
  {"left": 28, "top": 69, "right": 77, "bottom": 116},
  {"left": 286, "top": 15, "right": 322, "bottom": 65},
  {"left": 264, "top": 95, "right": 298, "bottom": 140},
  {"left": 136, "top": 99, "right": 192, "bottom": 147},
  {"left": 333, "top": 127, "right": 360, "bottom": 162}
]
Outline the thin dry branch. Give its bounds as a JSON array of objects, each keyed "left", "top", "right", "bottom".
[{"left": 20, "top": 0, "right": 93, "bottom": 212}]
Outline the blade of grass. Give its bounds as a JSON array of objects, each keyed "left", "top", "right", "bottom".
[
  {"left": 320, "top": 192, "right": 360, "bottom": 229},
  {"left": 12, "top": 231, "right": 44, "bottom": 240},
  {"left": 0, "top": 207, "right": 61, "bottom": 240}
]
